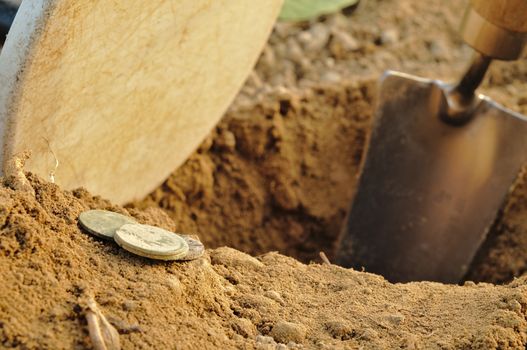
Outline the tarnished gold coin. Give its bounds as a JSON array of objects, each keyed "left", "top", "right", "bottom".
[
  {"left": 114, "top": 224, "right": 189, "bottom": 261},
  {"left": 180, "top": 235, "right": 205, "bottom": 261},
  {"left": 79, "top": 209, "right": 136, "bottom": 240}
]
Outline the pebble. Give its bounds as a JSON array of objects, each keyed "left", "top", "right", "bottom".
[
  {"left": 402, "top": 334, "right": 421, "bottom": 350},
  {"left": 122, "top": 300, "right": 136, "bottom": 311},
  {"left": 264, "top": 290, "right": 285, "bottom": 305},
  {"left": 164, "top": 276, "right": 183, "bottom": 294},
  {"left": 210, "top": 247, "right": 264, "bottom": 269},
  {"left": 326, "top": 12, "right": 349, "bottom": 29},
  {"left": 380, "top": 29, "right": 399, "bottom": 45},
  {"left": 270, "top": 321, "right": 306, "bottom": 344},
  {"left": 298, "top": 57, "right": 314, "bottom": 76},
  {"left": 332, "top": 30, "right": 360, "bottom": 51},
  {"left": 274, "top": 22, "right": 297, "bottom": 39},
  {"left": 361, "top": 287, "right": 373, "bottom": 295},
  {"left": 286, "top": 38, "right": 304, "bottom": 64},
  {"left": 386, "top": 313, "right": 405, "bottom": 325},
  {"left": 256, "top": 335, "right": 276, "bottom": 345},
  {"left": 223, "top": 283, "right": 236, "bottom": 294},
  {"left": 321, "top": 71, "right": 341, "bottom": 83},
  {"left": 324, "top": 57, "right": 335, "bottom": 68},
  {"left": 325, "top": 320, "right": 353, "bottom": 340},
  {"left": 231, "top": 318, "right": 256, "bottom": 338},
  {"left": 197, "top": 134, "right": 214, "bottom": 153},
  {"left": 359, "top": 328, "right": 378, "bottom": 341},
  {"left": 261, "top": 46, "right": 277, "bottom": 68},
  {"left": 287, "top": 342, "right": 302, "bottom": 349},
  {"left": 506, "top": 299, "right": 522, "bottom": 313},
  {"left": 429, "top": 39, "right": 449, "bottom": 60},
  {"left": 273, "top": 42, "right": 288, "bottom": 60},
  {"left": 214, "top": 130, "right": 237, "bottom": 151},
  {"left": 297, "top": 31, "right": 313, "bottom": 46},
  {"left": 301, "top": 23, "right": 330, "bottom": 52}
]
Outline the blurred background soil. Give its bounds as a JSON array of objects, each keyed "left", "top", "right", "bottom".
[{"left": 132, "top": 0, "right": 527, "bottom": 284}]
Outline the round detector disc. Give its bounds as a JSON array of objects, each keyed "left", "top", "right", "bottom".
[{"left": 0, "top": 0, "right": 282, "bottom": 204}]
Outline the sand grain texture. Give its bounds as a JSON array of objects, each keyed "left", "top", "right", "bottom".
[{"left": 1, "top": 176, "right": 527, "bottom": 349}]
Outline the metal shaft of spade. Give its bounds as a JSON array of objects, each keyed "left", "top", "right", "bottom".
[
  {"left": 453, "top": 53, "right": 491, "bottom": 101},
  {"left": 442, "top": 53, "right": 492, "bottom": 124}
]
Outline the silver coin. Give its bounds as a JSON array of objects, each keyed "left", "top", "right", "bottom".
[
  {"left": 79, "top": 209, "right": 137, "bottom": 240},
  {"left": 114, "top": 224, "right": 189, "bottom": 260},
  {"left": 180, "top": 235, "right": 205, "bottom": 261}
]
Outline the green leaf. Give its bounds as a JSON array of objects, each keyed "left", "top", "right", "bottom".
[{"left": 279, "top": 0, "right": 358, "bottom": 21}]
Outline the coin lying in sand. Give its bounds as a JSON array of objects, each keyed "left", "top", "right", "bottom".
[
  {"left": 179, "top": 235, "right": 205, "bottom": 261},
  {"left": 114, "top": 224, "right": 189, "bottom": 261},
  {"left": 79, "top": 209, "right": 137, "bottom": 240}
]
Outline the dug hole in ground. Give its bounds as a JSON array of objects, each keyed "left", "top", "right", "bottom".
[{"left": 4, "top": 0, "right": 527, "bottom": 349}]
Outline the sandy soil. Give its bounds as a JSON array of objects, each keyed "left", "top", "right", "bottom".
[
  {"left": 4, "top": 0, "right": 527, "bottom": 349},
  {"left": 2, "top": 176, "right": 527, "bottom": 350},
  {"left": 132, "top": 80, "right": 374, "bottom": 263}
]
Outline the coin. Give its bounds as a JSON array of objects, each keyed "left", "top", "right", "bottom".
[
  {"left": 79, "top": 209, "right": 137, "bottom": 240},
  {"left": 114, "top": 224, "right": 189, "bottom": 261},
  {"left": 180, "top": 235, "right": 205, "bottom": 261}
]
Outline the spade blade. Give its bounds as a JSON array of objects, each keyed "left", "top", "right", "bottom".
[{"left": 336, "top": 71, "right": 527, "bottom": 283}]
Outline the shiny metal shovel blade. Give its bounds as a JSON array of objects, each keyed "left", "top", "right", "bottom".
[{"left": 335, "top": 71, "right": 527, "bottom": 283}]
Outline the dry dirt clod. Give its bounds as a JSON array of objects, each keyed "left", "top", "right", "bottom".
[
  {"left": 3, "top": 151, "right": 35, "bottom": 196},
  {"left": 385, "top": 313, "right": 405, "bottom": 325},
  {"left": 264, "top": 290, "right": 285, "bottom": 305},
  {"left": 231, "top": 317, "right": 257, "bottom": 338},
  {"left": 214, "top": 129, "right": 237, "bottom": 152},
  {"left": 325, "top": 320, "right": 355, "bottom": 340},
  {"left": 300, "top": 23, "right": 330, "bottom": 52},
  {"left": 256, "top": 334, "right": 277, "bottom": 348},
  {"left": 210, "top": 247, "right": 264, "bottom": 269},
  {"left": 270, "top": 321, "right": 307, "bottom": 344},
  {"left": 331, "top": 29, "right": 360, "bottom": 52},
  {"left": 85, "top": 297, "right": 121, "bottom": 350},
  {"left": 321, "top": 71, "right": 341, "bottom": 83},
  {"left": 379, "top": 29, "right": 399, "bottom": 45}
]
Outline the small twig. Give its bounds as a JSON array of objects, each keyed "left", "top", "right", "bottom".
[
  {"left": 85, "top": 297, "right": 121, "bottom": 350},
  {"left": 42, "top": 137, "right": 59, "bottom": 183},
  {"left": 319, "top": 251, "right": 332, "bottom": 265},
  {"left": 86, "top": 309, "right": 107, "bottom": 350}
]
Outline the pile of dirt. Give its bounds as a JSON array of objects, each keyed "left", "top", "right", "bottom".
[
  {"left": 131, "top": 80, "right": 374, "bottom": 263},
  {"left": 3, "top": 175, "right": 527, "bottom": 349}
]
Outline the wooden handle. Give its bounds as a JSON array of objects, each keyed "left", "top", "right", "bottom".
[{"left": 471, "top": 0, "right": 527, "bottom": 33}]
